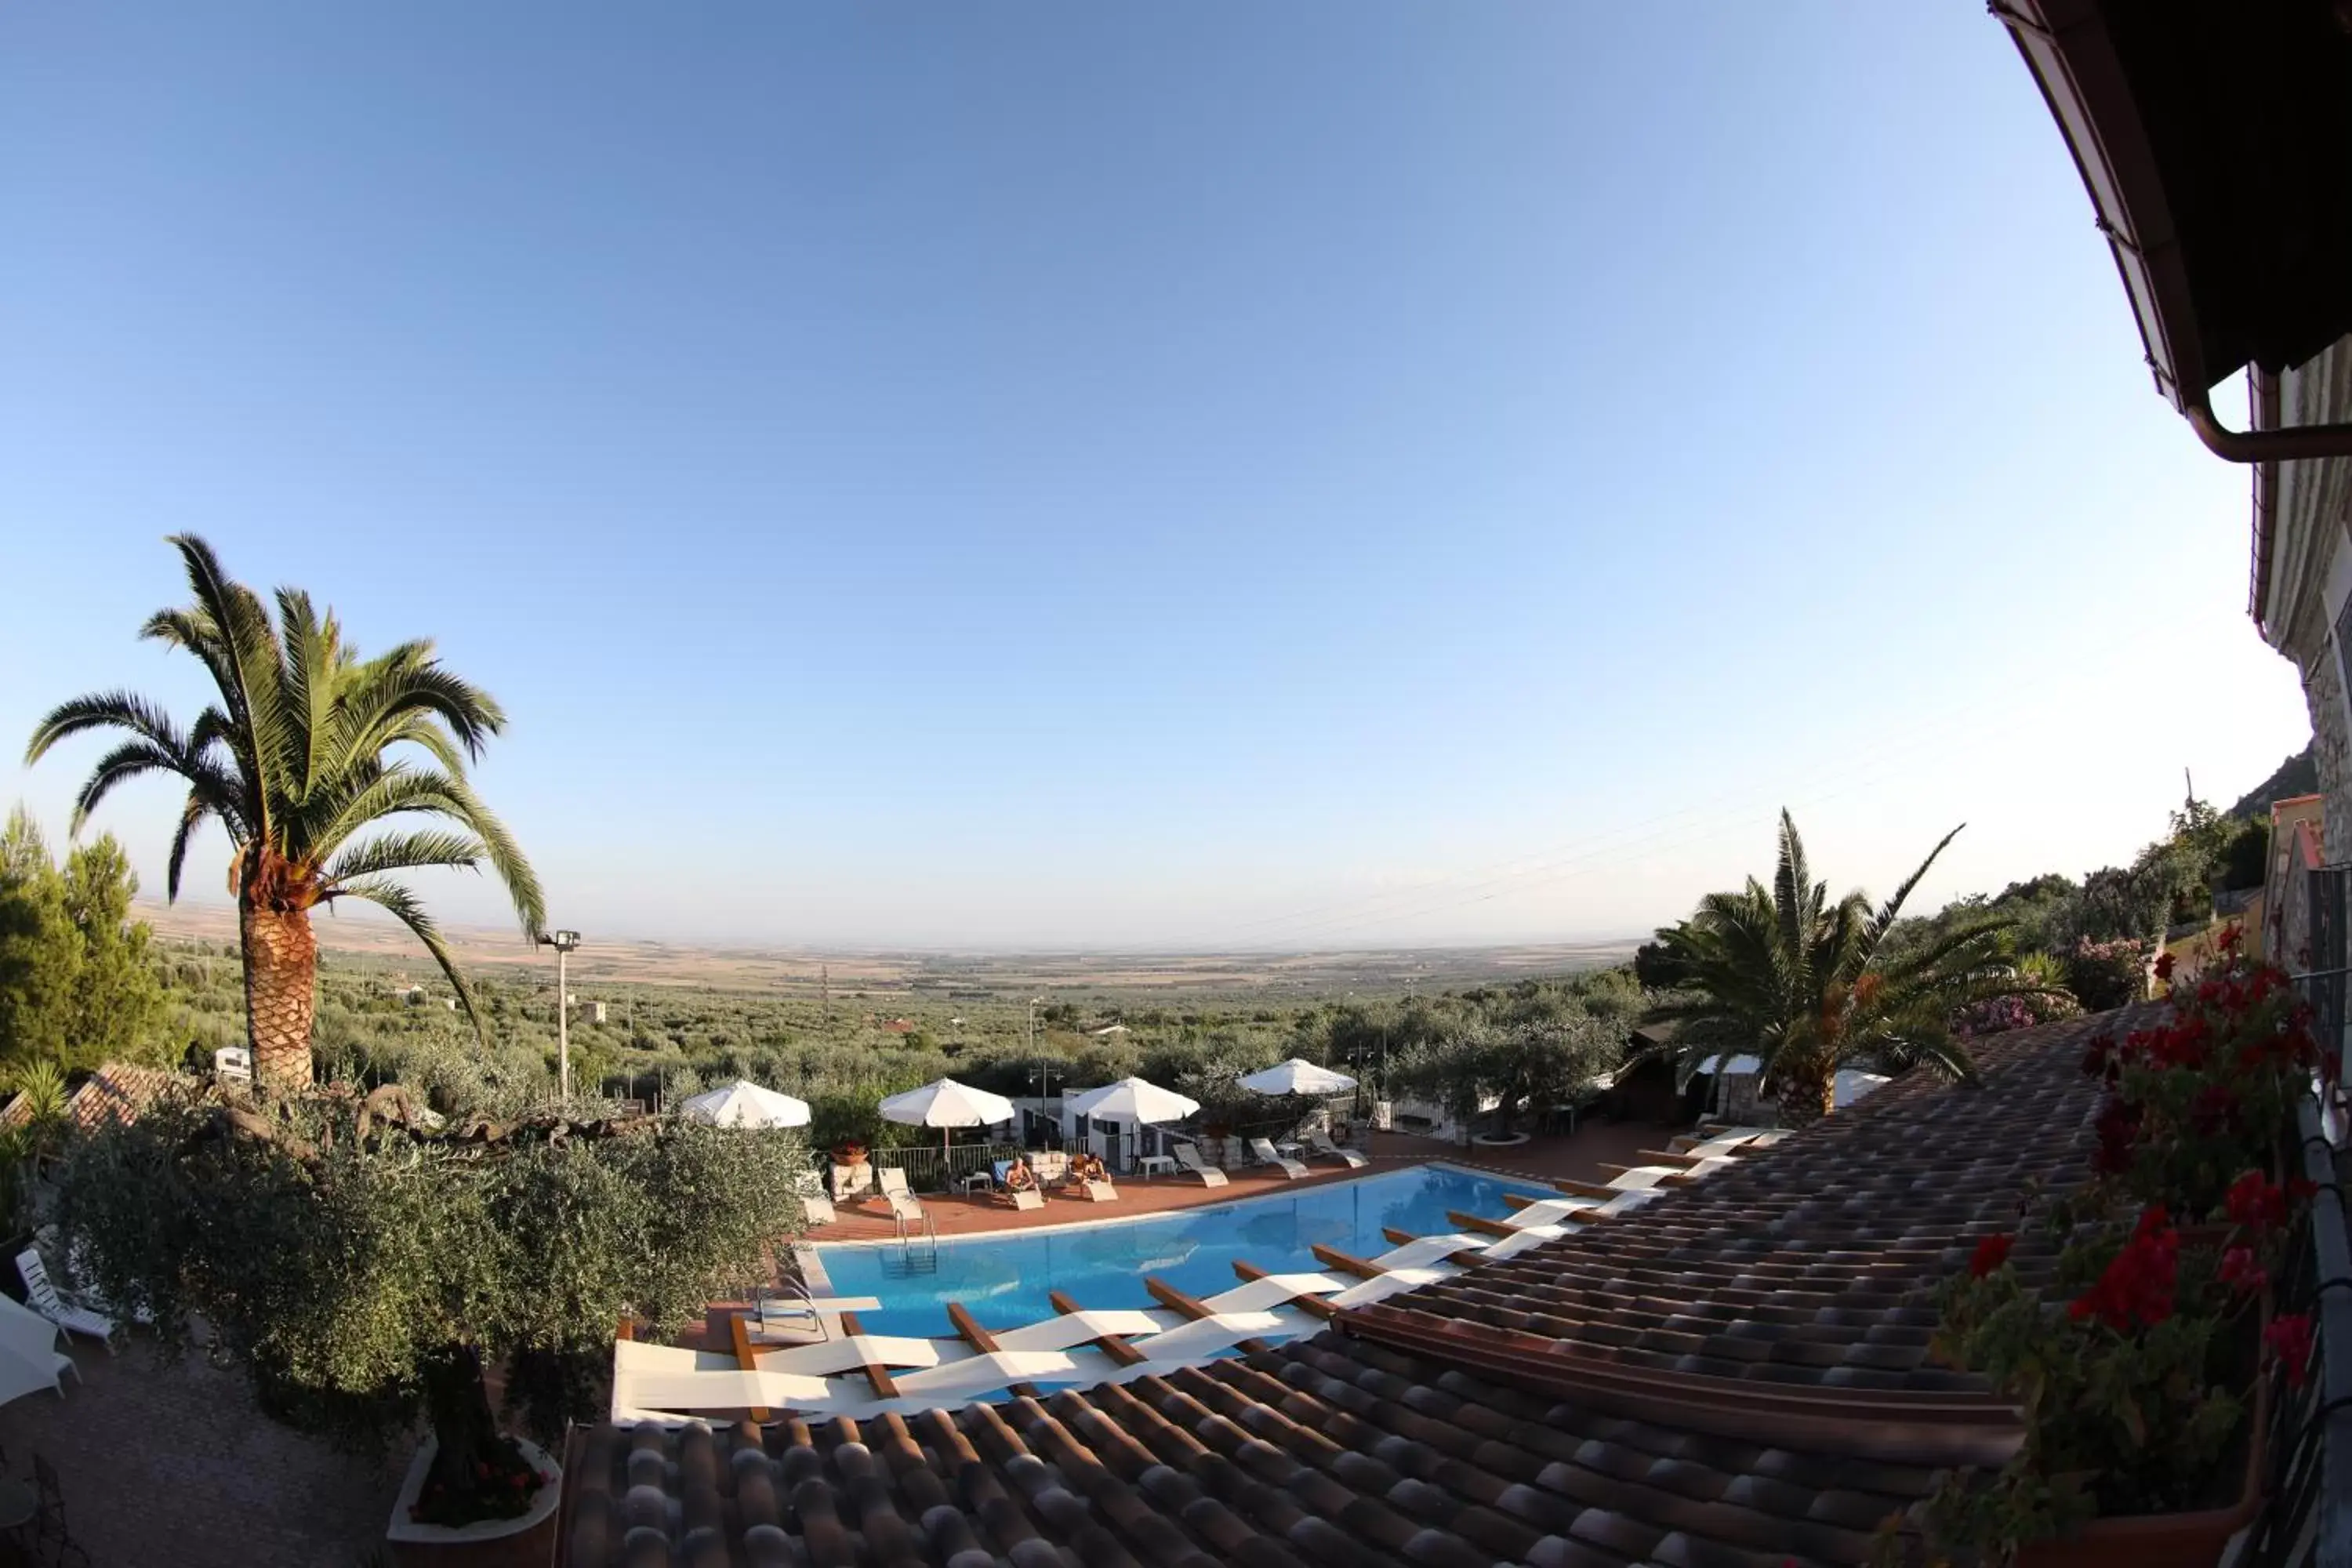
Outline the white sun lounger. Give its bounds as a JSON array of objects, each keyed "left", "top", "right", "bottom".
[
  {"left": 16, "top": 1250, "right": 114, "bottom": 1352},
  {"left": 992, "top": 1160, "right": 1046, "bottom": 1210},
  {"left": 992, "top": 1308, "right": 1171, "bottom": 1354},
  {"left": 1170, "top": 1142, "right": 1229, "bottom": 1187},
  {"left": 1369, "top": 1232, "right": 1490, "bottom": 1272},
  {"left": 756, "top": 1330, "right": 945, "bottom": 1376},
  {"left": 792, "top": 1171, "right": 837, "bottom": 1226},
  {"left": 1200, "top": 1272, "right": 1350, "bottom": 1316},
  {"left": 1248, "top": 1138, "right": 1309, "bottom": 1179},
  {"left": 1302, "top": 1130, "right": 1369, "bottom": 1169},
  {"left": 1503, "top": 1194, "right": 1607, "bottom": 1230}
]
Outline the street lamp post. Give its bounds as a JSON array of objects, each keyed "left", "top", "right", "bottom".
[{"left": 539, "top": 929, "right": 583, "bottom": 1102}]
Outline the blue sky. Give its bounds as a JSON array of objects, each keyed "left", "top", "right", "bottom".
[{"left": 0, "top": 4, "right": 2314, "bottom": 950}]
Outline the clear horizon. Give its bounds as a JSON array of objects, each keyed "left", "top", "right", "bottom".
[{"left": 1, "top": 4, "right": 2314, "bottom": 949}]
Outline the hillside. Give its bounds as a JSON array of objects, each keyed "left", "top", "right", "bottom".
[
  {"left": 133, "top": 898, "right": 1638, "bottom": 1004},
  {"left": 2230, "top": 742, "right": 2318, "bottom": 819}
]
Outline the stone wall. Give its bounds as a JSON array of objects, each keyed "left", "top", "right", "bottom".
[{"left": 2301, "top": 640, "right": 2352, "bottom": 863}]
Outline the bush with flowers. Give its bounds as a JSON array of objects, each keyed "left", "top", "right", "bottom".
[
  {"left": 1954, "top": 988, "right": 2083, "bottom": 1041},
  {"left": 2063, "top": 935, "right": 2153, "bottom": 1014},
  {"left": 1918, "top": 928, "right": 2328, "bottom": 1560}
]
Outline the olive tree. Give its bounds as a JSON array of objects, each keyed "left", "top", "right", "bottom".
[{"left": 56, "top": 1087, "right": 806, "bottom": 1526}]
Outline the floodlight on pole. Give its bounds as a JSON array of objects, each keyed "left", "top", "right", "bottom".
[{"left": 539, "top": 929, "right": 583, "bottom": 1101}]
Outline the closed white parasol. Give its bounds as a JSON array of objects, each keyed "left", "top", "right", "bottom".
[{"left": 677, "top": 1080, "right": 811, "bottom": 1129}]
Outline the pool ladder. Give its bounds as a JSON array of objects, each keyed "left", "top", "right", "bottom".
[
  {"left": 753, "top": 1278, "right": 830, "bottom": 1342},
  {"left": 895, "top": 1208, "right": 939, "bottom": 1271}
]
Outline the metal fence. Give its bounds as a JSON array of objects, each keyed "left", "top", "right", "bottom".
[
  {"left": 818, "top": 1142, "right": 1028, "bottom": 1195},
  {"left": 2241, "top": 1095, "right": 2352, "bottom": 1567},
  {"left": 2250, "top": 862, "right": 2352, "bottom": 1567}
]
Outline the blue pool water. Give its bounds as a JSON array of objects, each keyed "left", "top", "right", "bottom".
[{"left": 811, "top": 1163, "right": 1550, "bottom": 1338}]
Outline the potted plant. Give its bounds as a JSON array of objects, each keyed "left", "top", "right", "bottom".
[
  {"left": 1918, "top": 931, "right": 2326, "bottom": 1565},
  {"left": 830, "top": 1140, "right": 869, "bottom": 1169}
]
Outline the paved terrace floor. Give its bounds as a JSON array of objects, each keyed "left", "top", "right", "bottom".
[
  {"left": 0, "top": 1334, "right": 404, "bottom": 1567},
  {"left": 798, "top": 1120, "right": 1664, "bottom": 1243}
]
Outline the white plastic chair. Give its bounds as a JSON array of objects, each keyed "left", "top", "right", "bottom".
[{"left": 16, "top": 1250, "right": 114, "bottom": 1353}]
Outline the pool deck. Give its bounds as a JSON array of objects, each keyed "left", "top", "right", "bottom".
[{"left": 800, "top": 1119, "right": 1663, "bottom": 1243}]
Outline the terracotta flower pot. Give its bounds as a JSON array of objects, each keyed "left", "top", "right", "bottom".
[{"left": 2014, "top": 1371, "right": 2269, "bottom": 1568}]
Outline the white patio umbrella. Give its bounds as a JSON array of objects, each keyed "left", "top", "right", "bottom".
[
  {"left": 677, "top": 1080, "right": 811, "bottom": 1129},
  {"left": 1833, "top": 1069, "right": 1892, "bottom": 1109},
  {"left": 879, "top": 1077, "right": 1018, "bottom": 1154},
  {"left": 0, "top": 1294, "right": 67, "bottom": 1410},
  {"left": 1236, "top": 1058, "right": 1358, "bottom": 1097},
  {"left": 1065, "top": 1076, "right": 1200, "bottom": 1126},
  {"left": 1693, "top": 1054, "right": 1763, "bottom": 1076}
]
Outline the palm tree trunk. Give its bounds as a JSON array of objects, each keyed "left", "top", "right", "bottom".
[
  {"left": 242, "top": 899, "right": 318, "bottom": 1090},
  {"left": 1775, "top": 1064, "right": 1836, "bottom": 1127}
]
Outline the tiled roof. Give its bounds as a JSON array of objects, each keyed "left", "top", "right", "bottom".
[
  {"left": 0, "top": 1062, "right": 183, "bottom": 1131},
  {"left": 561, "top": 1009, "right": 2142, "bottom": 1568},
  {"left": 1356, "top": 1011, "right": 2119, "bottom": 1415}
]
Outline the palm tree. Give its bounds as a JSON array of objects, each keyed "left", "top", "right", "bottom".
[
  {"left": 26, "top": 536, "right": 542, "bottom": 1089},
  {"left": 1639, "top": 810, "right": 2027, "bottom": 1122}
]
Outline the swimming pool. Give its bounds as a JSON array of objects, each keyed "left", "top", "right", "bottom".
[{"left": 809, "top": 1163, "right": 1550, "bottom": 1339}]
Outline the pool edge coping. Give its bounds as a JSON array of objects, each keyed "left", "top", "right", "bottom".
[{"left": 802, "top": 1159, "right": 1561, "bottom": 1253}]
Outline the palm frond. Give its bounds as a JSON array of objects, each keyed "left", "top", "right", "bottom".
[
  {"left": 65, "top": 739, "right": 202, "bottom": 834},
  {"left": 1863, "top": 822, "right": 1966, "bottom": 956},
  {"left": 274, "top": 585, "right": 341, "bottom": 807},
  {"left": 169, "top": 535, "right": 294, "bottom": 840},
  {"left": 325, "top": 877, "right": 487, "bottom": 1046},
  {"left": 1773, "top": 810, "right": 1811, "bottom": 989},
  {"left": 165, "top": 789, "right": 220, "bottom": 902},
  {"left": 24, "top": 690, "right": 192, "bottom": 766},
  {"left": 305, "top": 764, "right": 543, "bottom": 937},
  {"left": 320, "top": 829, "right": 487, "bottom": 887}
]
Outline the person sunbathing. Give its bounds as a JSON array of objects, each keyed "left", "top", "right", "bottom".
[
  {"left": 1004, "top": 1156, "right": 1037, "bottom": 1192},
  {"left": 1069, "top": 1152, "right": 1107, "bottom": 1185}
]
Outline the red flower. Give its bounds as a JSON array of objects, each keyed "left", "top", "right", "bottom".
[
  {"left": 2226, "top": 1171, "right": 2288, "bottom": 1234},
  {"left": 2190, "top": 1083, "right": 2241, "bottom": 1135},
  {"left": 2154, "top": 951, "right": 2176, "bottom": 981},
  {"left": 2093, "top": 1097, "right": 2143, "bottom": 1175},
  {"left": 2071, "top": 1218, "right": 2179, "bottom": 1331},
  {"left": 2219, "top": 1246, "right": 2267, "bottom": 1296},
  {"left": 2289, "top": 1176, "right": 2318, "bottom": 1203},
  {"left": 1969, "top": 1234, "right": 2014, "bottom": 1277},
  {"left": 2265, "top": 1313, "right": 2316, "bottom": 1388},
  {"left": 2219, "top": 923, "right": 2243, "bottom": 953}
]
